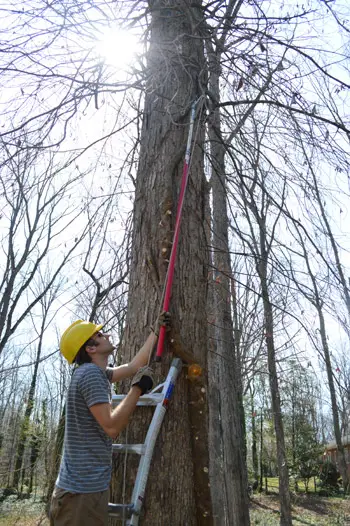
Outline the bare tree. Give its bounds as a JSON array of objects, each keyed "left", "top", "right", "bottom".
[
  {"left": 12, "top": 276, "right": 63, "bottom": 490},
  {"left": 287, "top": 225, "right": 349, "bottom": 492},
  {"left": 0, "top": 145, "right": 98, "bottom": 356},
  {"left": 226, "top": 105, "right": 293, "bottom": 523}
]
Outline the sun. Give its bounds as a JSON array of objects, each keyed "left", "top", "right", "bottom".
[{"left": 95, "top": 28, "right": 140, "bottom": 70}]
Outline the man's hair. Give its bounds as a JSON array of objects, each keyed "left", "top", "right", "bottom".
[{"left": 73, "top": 338, "right": 98, "bottom": 366}]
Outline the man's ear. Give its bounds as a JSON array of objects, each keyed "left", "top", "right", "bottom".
[{"left": 85, "top": 343, "right": 97, "bottom": 356}]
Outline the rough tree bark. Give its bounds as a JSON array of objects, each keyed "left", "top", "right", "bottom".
[
  {"left": 110, "top": 2, "right": 213, "bottom": 524},
  {"left": 207, "top": 47, "right": 250, "bottom": 526}
]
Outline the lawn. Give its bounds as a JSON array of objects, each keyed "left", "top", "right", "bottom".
[
  {"left": 250, "top": 493, "right": 350, "bottom": 525},
  {"left": 262, "top": 477, "right": 319, "bottom": 494}
]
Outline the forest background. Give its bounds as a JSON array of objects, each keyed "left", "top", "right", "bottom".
[{"left": 0, "top": 1, "right": 350, "bottom": 525}]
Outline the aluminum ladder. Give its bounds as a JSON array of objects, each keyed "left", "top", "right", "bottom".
[{"left": 108, "top": 357, "right": 182, "bottom": 525}]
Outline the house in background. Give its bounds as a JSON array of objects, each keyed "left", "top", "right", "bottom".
[{"left": 323, "top": 435, "right": 350, "bottom": 475}]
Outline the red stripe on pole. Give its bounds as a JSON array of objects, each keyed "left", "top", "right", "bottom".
[{"left": 155, "top": 101, "right": 197, "bottom": 360}]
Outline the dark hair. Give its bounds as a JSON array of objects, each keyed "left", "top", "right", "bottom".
[{"left": 73, "top": 338, "right": 97, "bottom": 365}]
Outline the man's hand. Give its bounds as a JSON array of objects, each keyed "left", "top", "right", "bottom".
[
  {"left": 131, "top": 366, "right": 155, "bottom": 395},
  {"left": 151, "top": 311, "right": 171, "bottom": 337}
]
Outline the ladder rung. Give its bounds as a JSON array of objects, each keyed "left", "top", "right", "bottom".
[
  {"left": 113, "top": 443, "right": 145, "bottom": 455},
  {"left": 108, "top": 503, "right": 134, "bottom": 518},
  {"left": 108, "top": 359, "right": 182, "bottom": 525},
  {"left": 112, "top": 393, "right": 163, "bottom": 406}
]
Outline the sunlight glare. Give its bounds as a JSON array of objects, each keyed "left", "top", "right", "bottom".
[{"left": 96, "top": 28, "right": 139, "bottom": 70}]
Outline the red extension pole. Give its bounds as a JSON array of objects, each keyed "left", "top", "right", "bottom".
[{"left": 155, "top": 101, "right": 198, "bottom": 361}]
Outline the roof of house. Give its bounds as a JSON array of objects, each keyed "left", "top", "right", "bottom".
[{"left": 325, "top": 434, "right": 350, "bottom": 450}]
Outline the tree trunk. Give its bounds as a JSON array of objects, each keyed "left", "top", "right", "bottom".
[
  {"left": 318, "top": 306, "right": 349, "bottom": 492},
  {"left": 12, "top": 336, "right": 43, "bottom": 490},
  {"left": 207, "top": 63, "right": 250, "bottom": 525},
  {"left": 250, "top": 390, "right": 258, "bottom": 485},
  {"left": 295, "top": 229, "right": 350, "bottom": 493},
  {"left": 292, "top": 378, "right": 298, "bottom": 492},
  {"left": 259, "top": 408, "right": 264, "bottom": 493},
  {"left": 207, "top": 252, "right": 226, "bottom": 523},
  {"left": 46, "top": 406, "right": 66, "bottom": 506},
  {"left": 28, "top": 433, "right": 40, "bottom": 494},
  {"left": 259, "top": 253, "right": 292, "bottom": 526},
  {"left": 110, "top": 2, "right": 213, "bottom": 524},
  {"left": 304, "top": 153, "right": 350, "bottom": 323}
]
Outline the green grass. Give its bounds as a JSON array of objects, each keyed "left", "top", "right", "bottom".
[
  {"left": 250, "top": 493, "right": 350, "bottom": 526},
  {"left": 261, "top": 477, "right": 319, "bottom": 494},
  {"left": 251, "top": 509, "right": 350, "bottom": 526}
]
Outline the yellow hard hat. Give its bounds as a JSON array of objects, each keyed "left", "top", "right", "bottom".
[{"left": 60, "top": 320, "right": 103, "bottom": 364}]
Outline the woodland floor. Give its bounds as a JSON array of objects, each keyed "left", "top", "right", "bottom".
[
  {"left": 0, "top": 492, "right": 349, "bottom": 525},
  {"left": 250, "top": 493, "right": 350, "bottom": 525},
  {"left": 0, "top": 493, "right": 49, "bottom": 526}
]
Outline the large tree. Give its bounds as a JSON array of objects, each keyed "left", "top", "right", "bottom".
[{"left": 110, "top": 2, "right": 213, "bottom": 524}]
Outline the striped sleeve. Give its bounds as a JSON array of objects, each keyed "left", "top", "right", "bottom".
[{"left": 78, "top": 367, "right": 110, "bottom": 407}]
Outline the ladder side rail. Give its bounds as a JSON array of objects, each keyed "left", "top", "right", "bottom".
[{"left": 127, "top": 358, "right": 182, "bottom": 526}]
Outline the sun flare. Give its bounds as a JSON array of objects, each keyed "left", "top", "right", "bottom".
[{"left": 95, "top": 28, "right": 140, "bottom": 70}]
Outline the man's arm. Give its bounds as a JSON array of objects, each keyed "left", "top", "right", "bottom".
[
  {"left": 110, "top": 330, "right": 157, "bottom": 383},
  {"left": 89, "top": 386, "right": 142, "bottom": 439}
]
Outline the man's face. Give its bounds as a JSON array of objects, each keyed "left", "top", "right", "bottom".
[{"left": 92, "top": 331, "right": 115, "bottom": 356}]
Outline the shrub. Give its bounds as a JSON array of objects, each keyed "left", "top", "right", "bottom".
[{"left": 319, "top": 460, "right": 341, "bottom": 495}]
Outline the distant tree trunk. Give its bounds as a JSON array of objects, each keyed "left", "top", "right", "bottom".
[
  {"left": 234, "top": 152, "right": 292, "bottom": 523},
  {"left": 110, "top": 2, "right": 213, "bottom": 524},
  {"left": 291, "top": 378, "right": 298, "bottom": 492},
  {"left": 248, "top": 197, "right": 292, "bottom": 524},
  {"left": 250, "top": 389, "right": 258, "bottom": 485},
  {"left": 293, "top": 229, "right": 350, "bottom": 494},
  {"left": 302, "top": 147, "right": 350, "bottom": 323},
  {"left": 46, "top": 406, "right": 66, "bottom": 505},
  {"left": 259, "top": 408, "right": 264, "bottom": 493},
  {"left": 6, "top": 391, "right": 24, "bottom": 488},
  {"left": 12, "top": 334, "right": 44, "bottom": 490},
  {"left": 259, "top": 261, "right": 292, "bottom": 525},
  {"left": 318, "top": 307, "right": 349, "bottom": 492},
  {"left": 28, "top": 433, "right": 40, "bottom": 494},
  {"left": 41, "top": 399, "right": 49, "bottom": 492},
  {"left": 237, "top": 160, "right": 292, "bottom": 523}
]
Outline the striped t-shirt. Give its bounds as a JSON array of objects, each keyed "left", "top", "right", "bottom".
[{"left": 56, "top": 363, "right": 113, "bottom": 493}]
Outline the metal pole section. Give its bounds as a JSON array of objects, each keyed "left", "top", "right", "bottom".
[
  {"left": 155, "top": 101, "right": 198, "bottom": 361},
  {"left": 127, "top": 358, "right": 182, "bottom": 525}
]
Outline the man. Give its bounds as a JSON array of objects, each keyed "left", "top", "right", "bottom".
[{"left": 50, "top": 313, "right": 169, "bottom": 526}]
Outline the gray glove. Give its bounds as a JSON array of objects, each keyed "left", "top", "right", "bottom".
[
  {"left": 151, "top": 311, "right": 171, "bottom": 337},
  {"left": 131, "top": 366, "right": 155, "bottom": 395}
]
